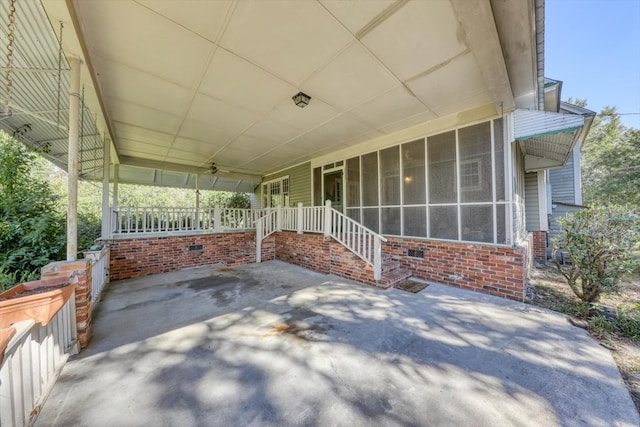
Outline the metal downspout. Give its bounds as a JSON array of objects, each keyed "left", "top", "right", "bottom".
[{"left": 535, "top": 0, "right": 545, "bottom": 111}]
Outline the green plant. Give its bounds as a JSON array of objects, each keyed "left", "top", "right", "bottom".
[
  {"left": 552, "top": 206, "right": 640, "bottom": 303},
  {"left": 589, "top": 315, "right": 615, "bottom": 340},
  {"left": 613, "top": 309, "right": 640, "bottom": 341},
  {"left": 0, "top": 132, "right": 66, "bottom": 289}
]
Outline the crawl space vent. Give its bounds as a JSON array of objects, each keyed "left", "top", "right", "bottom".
[{"left": 407, "top": 249, "right": 424, "bottom": 258}]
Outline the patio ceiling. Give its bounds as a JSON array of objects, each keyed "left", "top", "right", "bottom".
[{"left": 1, "top": 0, "right": 537, "bottom": 191}]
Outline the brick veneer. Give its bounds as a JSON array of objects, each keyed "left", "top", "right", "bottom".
[
  {"left": 107, "top": 230, "right": 526, "bottom": 302},
  {"left": 384, "top": 237, "right": 526, "bottom": 301},
  {"left": 107, "top": 232, "right": 274, "bottom": 281},
  {"left": 41, "top": 259, "right": 93, "bottom": 348},
  {"left": 274, "top": 232, "right": 376, "bottom": 285},
  {"left": 532, "top": 231, "right": 548, "bottom": 264}
]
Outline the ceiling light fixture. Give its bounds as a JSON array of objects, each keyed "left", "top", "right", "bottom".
[{"left": 292, "top": 91, "right": 311, "bottom": 108}]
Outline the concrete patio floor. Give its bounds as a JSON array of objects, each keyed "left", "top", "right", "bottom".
[{"left": 36, "top": 261, "right": 638, "bottom": 426}]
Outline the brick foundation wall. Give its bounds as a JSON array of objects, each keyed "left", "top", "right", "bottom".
[
  {"left": 107, "top": 232, "right": 274, "bottom": 281},
  {"left": 274, "top": 232, "right": 375, "bottom": 285},
  {"left": 384, "top": 238, "right": 526, "bottom": 301},
  {"left": 532, "top": 231, "right": 548, "bottom": 264},
  {"left": 41, "top": 259, "right": 93, "bottom": 348}
]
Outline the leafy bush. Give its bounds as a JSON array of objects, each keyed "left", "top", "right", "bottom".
[
  {"left": 552, "top": 206, "right": 640, "bottom": 302},
  {"left": 0, "top": 133, "right": 66, "bottom": 289}
]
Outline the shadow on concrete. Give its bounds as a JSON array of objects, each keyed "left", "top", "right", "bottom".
[{"left": 37, "top": 261, "right": 638, "bottom": 426}]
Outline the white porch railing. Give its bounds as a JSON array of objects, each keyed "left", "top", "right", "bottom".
[
  {"left": 0, "top": 293, "right": 78, "bottom": 427},
  {"left": 109, "top": 206, "right": 265, "bottom": 236},
  {"left": 83, "top": 245, "right": 110, "bottom": 305},
  {"left": 254, "top": 201, "right": 386, "bottom": 280},
  {"left": 255, "top": 209, "right": 278, "bottom": 263}
]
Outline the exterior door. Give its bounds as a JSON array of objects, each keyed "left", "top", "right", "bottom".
[{"left": 323, "top": 171, "right": 343, "bottom": 212}]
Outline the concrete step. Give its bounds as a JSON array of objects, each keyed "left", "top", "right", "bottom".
[
  {"left": 381, "top": 259, "right": 400, "bottom": 274},
  {"left": 375, "top": 268, "right": 412, "bottom": 290}
]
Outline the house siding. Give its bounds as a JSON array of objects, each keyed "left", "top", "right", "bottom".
[
  {"left": 549, "top": 202, "right": 584, "bottom": 248},
  {"left": 259, "top": 162, "right": 311, "bottom": 207},
  {"left": 549, "top": 152, "right": 576, "bottom": 204},
  {"left": 524, "top": 172, "right": 539, "bottom": 231}
]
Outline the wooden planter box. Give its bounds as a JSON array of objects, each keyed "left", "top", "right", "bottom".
[{"left": 0, "top": 276, "right": 77, "bottom": 329}]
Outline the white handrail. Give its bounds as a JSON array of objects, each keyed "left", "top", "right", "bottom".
[
  {"left": 325, "top": 201, "right": 387, "bottom": 280},
  {"left": 253, "top": 201, "right": 386, "bottom": 280},
  {"left": 255, "top": 210, "right": 278, "bottom": 262}
]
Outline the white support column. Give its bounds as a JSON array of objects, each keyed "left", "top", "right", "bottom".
[
  {"left": 67, "top": 57, "right": 81, "bottom": 261},
  {"left": 213, "top": 204, "right": 222, "bottom": 232},
  {"left": 112, "top": 163, "right": 119, "bottom": 208},
  {"left": 537, "top": 170, "right": 549, "bottom": 231},
  {"left": 195, "top": 174, "right": 200, "bottom": 230},
  {"left": 324, "top": 199, "right": 332, "bottom": 237},
  {"left": 276, "top": 205, "right": 282, "bottom": 232},
  {"left": 296, "top": 202, "right": 303, "bottom": 234},
  {"left": 101, "top": 137, "right": 110, "bottom": 239}
]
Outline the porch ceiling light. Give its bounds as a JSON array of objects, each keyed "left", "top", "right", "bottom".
[{"left": 292, "top": 92, "right": 311, "bottom": 108}]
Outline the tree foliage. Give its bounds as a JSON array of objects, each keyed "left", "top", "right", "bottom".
[
  {"left": 582, "top": 107, "right": 640, "bottom": 206},
  {"left": 552, "top": 206, "right": 640, "bottom": 303},
  {"left": 0, "top": 132, "right": 66, "bottom": 289}
]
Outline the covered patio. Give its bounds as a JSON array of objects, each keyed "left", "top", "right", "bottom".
[{"left": 36, "top": 261, "right": 637, "bottom": 426}]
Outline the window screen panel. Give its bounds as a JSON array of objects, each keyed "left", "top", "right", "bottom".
[
  {"left": 313, "top": 167, "right": 322, "bottom": 206},
  {"left": 459, "top": 122, "right": 492, "bottom": 203},
  {"left": 402, "top": 139, "right": 426, "bottom": 205},
  {"left": 461, "top": 205, "right": 493, "bottom": 243},
  {"left": 381, "top": 207, "right": 401, "bottom": 235},
  {"left": 494, "top": 119, "right": 506, "bottom": 202},
  {"left": 380, "top": 146, "right": 400, "bottom": 206},
  {"left": 362, "top": 152, "right": 379, "bottom": 206},
  {"left": 346, "top": 157, "right": 360, "bottom": 207},
  {"left": 429, "top": 206, "right": 458, "bottom": 240},
  {"left": 428, "top": 131, "right": 456, "bottom": 204},
  {"left": 496, "top": 204, "right": 507, "bottom": 244},
  {"left": 346, "top": 208, "right": 360, "bottom": 223},
  {"left": 362, "top": 207, "right": 379, "bottom": 233},
  {"left": 403, "top": 206, "right": 426, "bottom": 237}
]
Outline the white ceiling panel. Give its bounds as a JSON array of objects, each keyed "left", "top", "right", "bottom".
[
  {"left": 186, "top": 94, "right": 262, "bottom": 135},
  {"left": 137, "top": 0, "right": 233, "bottom": 42},
  {"left": 220, "top": 0, "right": 353, "bottom": 85},
  {"left": 108, "top": 101, "right": 183, "bottom": 135},
  {"left": 406, "top": 53, "right": 492, "bottom": 117},
  {"left": 165, "top": 149, "right": 212, "bottom": 166},
  {"left": 172, "top": 137, "right": 223, "bottom": 158},
  {"left": 319, "top": 0, "right": 396, "bottom": 34},
  {"left": 242, "top": 119, "right": 303, "bottom": 145},
  {"left": 114, "top": 123, "right": 174, "bottom": 147},
  {"left": 118, "top": 139, "right": 170, "bottom": 156},
  {"left": 349, "top": 86, "right": 432, "bottom": 130},
  {"left": 177, "top": 120, "right": 235, "bottom": 146},
  {"left": 303, "top": 42, "right": 399, "bottom": 111},
  {"left": 361, "top": 0, "right": 466, "bottom": 81},
  {"left": 94, "top": 58, "right": 193, "bottom": 113},
  {"left": 76, "top": 0, "right": 213, "bottom": 88},
  {"left": 199, "top": 49, "right": 296, "bottom": 115}
]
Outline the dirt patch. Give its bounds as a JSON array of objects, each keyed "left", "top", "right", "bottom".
[
  {"left": 0, "top": 283, "right": 70, "bottom": 300},
  {"left": 529, "top": 265, "right": 640, "bottom": 413}
]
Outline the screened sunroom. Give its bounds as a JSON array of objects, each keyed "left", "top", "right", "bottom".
[{"left": 310, "top": 118, "right": 509, "bottom": 246}]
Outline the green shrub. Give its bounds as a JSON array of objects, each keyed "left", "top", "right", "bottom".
[{"left": 552, "top": 206, "right": 640, "bottom": 302}]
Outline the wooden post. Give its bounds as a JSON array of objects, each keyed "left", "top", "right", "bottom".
[
  {"left": 324, "top": 200, "right": 332, "bottom": 237},
  {"left": 297, "top": 202, "right": 303, "bottom": 234},
  {"left": 256, "top": 220, "right": 263, "bottom": 263},
  {"left": 213, "top": 204, "right": 222, "bottom": 232},
  {"left": 373, "top": 237, "right": 382, "bottom": 281}
]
